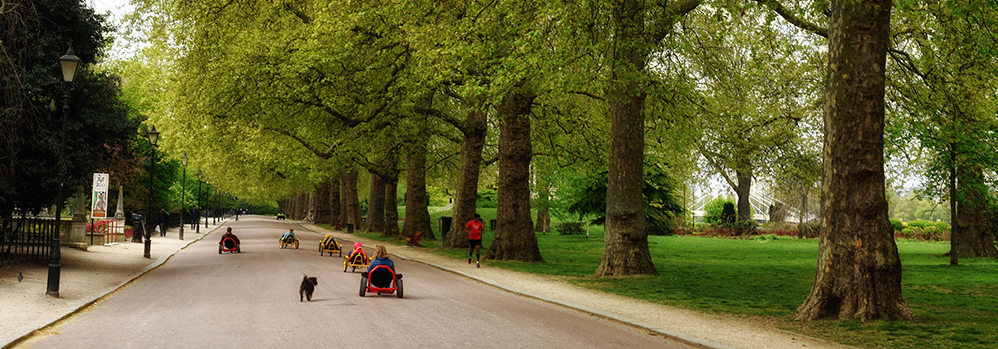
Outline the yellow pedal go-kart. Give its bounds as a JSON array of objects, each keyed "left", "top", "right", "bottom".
[
  {"left": 320, "top": 234, "right": 342, "bottom": 257},
  {"left": 279, "top": 234, "right": 299, "bottom": 249},
  {"left": 343, "top": 251, "right": 370, "bottom": 272}
]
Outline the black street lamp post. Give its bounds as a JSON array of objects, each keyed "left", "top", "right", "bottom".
[
  {"left": 144, "top": 126, "right": 159, "bottom": 259},
  {"left": 196, "top": 170, "right": 202, "bottom": 234},
  {"left": 205, "top": 180, "right": 211, "bottom": 228},
  {"left": 179, "top": 153, "right": 187, "bottom": 240},
  {"left": 48, "top": 44, "right": 81, "bottom": 298}
]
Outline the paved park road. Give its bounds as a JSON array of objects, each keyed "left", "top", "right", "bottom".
[{"left": 23, "top": 216, "right": 690, "bottom": 349}]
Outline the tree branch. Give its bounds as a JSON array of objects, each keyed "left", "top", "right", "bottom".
[
  {"left": 755, "top": 0, "right": 828, "bottom": 38},
  {"left": 694, "top": 140, "right": 739, "bottom": 191},
  {"left": 261, "top": 126, "right": 339, "bottom": 159}
]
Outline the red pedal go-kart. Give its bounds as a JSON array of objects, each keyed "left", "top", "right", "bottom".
[
  {"left": 360, "top": 265, "right": 403, "bottom": 298},
  {"left": 219, "top": 237, "right": 241, "bottom": 254}
]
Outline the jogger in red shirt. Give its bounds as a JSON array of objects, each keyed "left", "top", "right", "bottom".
[{"left": 466, "top": 214, "right": 484, "bottom": 268}]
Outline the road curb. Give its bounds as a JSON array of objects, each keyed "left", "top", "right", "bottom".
[
  {"left": 2, "top": 221, "right": 228, "bottom": 349},
  {"left": 297, "top": 222, "right": 736, "bottom": 349}
]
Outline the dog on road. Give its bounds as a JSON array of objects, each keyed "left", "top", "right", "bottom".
[{"left": 300, "top": 275, "right": 318, "bottom": 302}]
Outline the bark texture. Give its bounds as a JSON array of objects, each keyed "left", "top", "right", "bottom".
[
  {"left": 735, "top": 164, "right": 752, "bottom": 221},
  {"left": 343, "top": 165, "right": 361, "bottom": 228},
  {"left": 304, "top": 191, "right": 316, "bottom": 222},
  {"left": 330, "top": 175, "right": 342, "bottom": 226},
  {"left": 402, "top": 135, "right": 434, "bottom": 240},
  {"left": 364, "top": 172, "right": 386, "bottom": 233},
  {"left": 314, "top": 178, "right": 333, "bottom": 224},
  {"left": 597, "top": 0, "right": 657, "bottom": 276},
  {"left": 445, "top": 106, "right": 488, "bottom": 248},
  {"left": 485, "top": 87, "right": 543, "bottom": 262},
  {"left": 954, "top": 166, "right": 998, "bottom": 257},
  {"left": 795, "top": 0, "right": 917, "bottom": 322},
  {"left": 535, "top": 180, "right": 550, "bottom": 233},
  {"left": 383, "top": 176, "right": 401, "bottom": 237},
  {"left": 294, "top": 193, "right": 308, "bottom": 220}
]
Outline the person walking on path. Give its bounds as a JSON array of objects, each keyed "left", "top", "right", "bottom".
[
  {"left": 158, "top": 209, "right": 168, "bottom": 237},
  {"left": 190, "top": 207, "right": 198, "bottom": 230},
  {"left": 466, "top": 214, "right": 484, "bottom": 268}
]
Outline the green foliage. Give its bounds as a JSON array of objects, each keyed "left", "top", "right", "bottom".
[
  {"left": 476, "top": 189, "right": 498, "bottom": 208},
  {"left": 721, "top": 202, "right": 737, "bottom": 224},
  {"left": 425, "top": 186, "right": 451, "bottom": 207},
  {"left": 890, "top": 218, "right": 905, "bottom": 232},
  {"left": 554, "top": 222, "right": 585, "bottom": 235},
  {"left": 0, "top": 0, "right": 135, "bottom": 215},
  {"left": 702, "top": 196, "right": 732, "bottom": 224},
  {"left": 564, "top": 164, "right": 685, "bottom": 235}
]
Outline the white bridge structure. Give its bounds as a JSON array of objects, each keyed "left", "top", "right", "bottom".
[{"left": 687, "top": 181, "right": 816, "bottom": 223}]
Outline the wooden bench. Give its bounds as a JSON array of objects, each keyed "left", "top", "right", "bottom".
[{"left": 405, "top": 231, "right": 424, "bottom": 247}]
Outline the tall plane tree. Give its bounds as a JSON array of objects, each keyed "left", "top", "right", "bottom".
[
  {"left": 597, "top": 0, "right": 701, "bottom": 276},
  {"left": 760, "top": 0, "right": 919, "bottom": 320}
]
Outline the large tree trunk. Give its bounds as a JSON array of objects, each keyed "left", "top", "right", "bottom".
[
  {"left": 445, "top": 105, "right": 488, "bottom": 248},
  {"left": 485, "top": 87, "right": 543, "bottom": 262},
  {"left": 402, "top": 135, "right": 434, "bottom": 239},
  {"left": 294, "top": 193, "right": 308, "bottom": 220},
  {"left": 596, "top": 0, "right": 657, "bottom": 276},
  {"left": 954, "top": 165, "right": 998, "bottom": 257},
  {"left": 535, "top": 179, "right": 551, "bottom": 233},
  {"left": 383, "top": 175, "right": 401, "bottom": 238},
  {"left": 364, "top": 172, "right": 386, "bottom": 233},
  {"left": 735, "top": 164, "right": 752, "bottom": 221},
  {"left": 278, "top": 199, "right": 289, "bottom": 217},
  {"left": 330, "top": 175, "right": 342, "bottom": 226},
  {"left": 314, "top": 178, "right": 333, "bottom": 224},
  {"left": 795, "top": 0, "right": 917, "bottom": 322},
  {"left": 343, "top": 165, "right": 361, "bottom": 229},
  {"left": 304, "top": 191, "right": 316, "bottom": 222}
]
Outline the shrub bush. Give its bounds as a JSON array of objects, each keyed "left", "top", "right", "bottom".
[
  {"left": 476, "top": 189, "right": 498, "bottom": 208},
  {"left": 555, "top": 222, "right": 585, "bottom": 235},
  {"left": 889, "top": 218, "right": 905, "bottom": 232},
  {"left": 702, "top": 196, "right": 731, "bottom": 224},
  {"left": 798, "top": 221, "right": 820, "bottom": 238}
]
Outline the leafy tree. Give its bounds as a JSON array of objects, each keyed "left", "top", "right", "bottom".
[
  {"left": 760, "top": 0, "right": 918, "bottom": 321},
  {"left": 701, "top": 196, "right": 731, "bottom": 224},
  {"left": 1, "top": 0, "right": 138, "bottom": 216},
  {"left": 887, "top": 0, "right": 998, "bottom": 259},
  {"left": 565, "top": 164, "right": 684, "bottom": 236}
]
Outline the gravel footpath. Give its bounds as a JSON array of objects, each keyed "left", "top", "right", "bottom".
[{"left": 1, "top": 218, "right": 854, "bottom": 349}]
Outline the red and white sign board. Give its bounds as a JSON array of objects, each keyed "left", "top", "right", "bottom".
[{"left": 92, "top": 173, "right": 109, "bottom": 218}]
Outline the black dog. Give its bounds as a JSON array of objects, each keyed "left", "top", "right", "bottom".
[{"left": 300, "top": 275, "right": 318, "bottom": 302}]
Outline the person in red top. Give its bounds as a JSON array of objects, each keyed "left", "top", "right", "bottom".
[{"left": 466, "top": 214, "right": 484, "bottom": 268}]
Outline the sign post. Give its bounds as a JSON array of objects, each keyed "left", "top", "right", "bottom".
[{"left": 91, "top": 173, "right": 109, "bottom": 245}]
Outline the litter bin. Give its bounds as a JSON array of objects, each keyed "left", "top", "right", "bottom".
[{"left": 440, "top": 216, "right": 453, "bottom": 242}]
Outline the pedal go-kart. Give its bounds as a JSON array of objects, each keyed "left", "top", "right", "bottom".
[
  {"left": 359, "top": 265, "right": 403, "bottom": 298},
  {"left": 320, "top": 235, "right": 342, "bottom": 257},
  {"left": 279, "top": 234, "right": 299, "bottom": 249},
  {"left": 343, "top": 250, "right": 370, "bottom": 272},
  {"left": 219, "top": 237, "right": 241, "bottom": 254}
]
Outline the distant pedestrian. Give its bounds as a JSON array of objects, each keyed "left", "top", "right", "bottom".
[
  {"left": 159, "top": 209, "right": 168, "bottom": 237},
  {"left": 466, "top": 214, "right": 484, "bottom": 268},
  {"left": 190, "top": 207, "right": 198, "bottom": 230}
]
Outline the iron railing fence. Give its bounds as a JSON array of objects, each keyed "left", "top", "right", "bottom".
[{"left": 1, "top": 217, "right": 59, "bottom": 268}]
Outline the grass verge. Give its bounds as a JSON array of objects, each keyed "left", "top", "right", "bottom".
[{"left": 345, "top": 207, "right": 998, "bottom": 349}]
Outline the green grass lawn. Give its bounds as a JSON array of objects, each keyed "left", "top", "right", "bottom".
[{"left": 352, "top": 207, "right": 998, "bottom": 349}]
